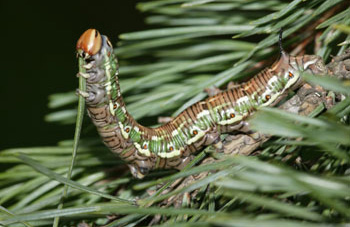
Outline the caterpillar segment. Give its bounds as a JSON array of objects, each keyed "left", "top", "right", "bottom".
[{"left": 76, "top": 28, "right": 325, "bottom": 179}]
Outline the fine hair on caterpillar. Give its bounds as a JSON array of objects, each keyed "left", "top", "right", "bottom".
[{"left": 76, "top": 28, "right": 326, "bottom": 179}]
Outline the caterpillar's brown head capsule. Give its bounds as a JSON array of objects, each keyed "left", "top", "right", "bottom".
[{"left": 76, "top": 29, "right": 102, "bottom": 58}]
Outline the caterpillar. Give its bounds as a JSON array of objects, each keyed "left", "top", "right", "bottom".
[{"left": 76, "top": 28, "right": 326, "bottom": 179}]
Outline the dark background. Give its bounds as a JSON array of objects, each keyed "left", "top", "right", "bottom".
[{"left": 0, "top": 1, "right": 145, "bottom": 149}]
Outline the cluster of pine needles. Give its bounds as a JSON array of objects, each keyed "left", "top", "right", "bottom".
[{"left": 1, "top": 0, "right": 350, "bottom": 226}]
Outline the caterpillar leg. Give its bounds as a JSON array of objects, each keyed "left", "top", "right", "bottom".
[
  {"left": 302, "top": 84, "right": 335, "bottom": 110},
  {"left": 158, "top": 116, "right": 174, "bottom": 124},
  {"left": 128, "top": 162, "right": 150, "bottom": 179},
  {"left": 76, "top": 72, "right": 90, "bottom": 79},
  {"left": 204, "top": 82, "right": 241, "bottom": 97},
  {"left": 204, "top": 86, "right": 222, "bottom": 97},
  {"left": 223, "top": 132, "right": 267, "bottom": 156},
  {"left": 227, "top": 81, "right": 241, "bottom": 90},
  {"left": 76, "top": 89, "right": 90, "bottom": 98},
  {"left": 203, "top": 131, "right": 223, "bottom": 153},
  {"left": 213, "top": 139, "right": 224, "bottom": 153}
]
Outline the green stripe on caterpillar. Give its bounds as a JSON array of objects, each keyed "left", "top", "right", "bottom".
[{"left": 76, "top": 29, "right": 326, "bottom": 179}]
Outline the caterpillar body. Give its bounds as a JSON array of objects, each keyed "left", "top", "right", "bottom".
[{"left": 76, "top": 29, "right": 325, "bottom": 178}]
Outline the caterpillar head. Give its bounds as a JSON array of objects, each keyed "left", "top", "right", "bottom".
[
  {"left": 128, "top": 160, "right": 153, "bottom": 179},
  {"left": 76, "top": 29, "right": 102, "bottom": 59}
]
